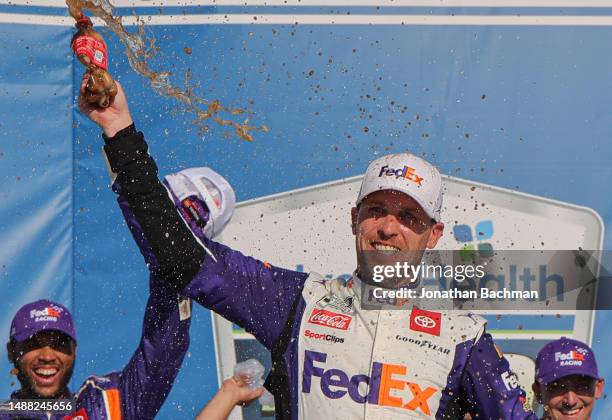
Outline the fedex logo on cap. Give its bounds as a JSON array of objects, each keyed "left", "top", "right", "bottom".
[
  {"left": 30, "top": 306, "right": 62, "bottom": 322},
  {"left": 379, "top": 165, "right": 424, "bottom": 186},
  {"left": 555, "top": 348, "right": 587, "bottom": 366},
  {"left": 303, "top": 350, "right": 438, "bottom": 415}
]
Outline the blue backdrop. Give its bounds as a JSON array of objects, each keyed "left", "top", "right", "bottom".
[{"left": 1, "top": 2, "right": 611, "bottom": 418}]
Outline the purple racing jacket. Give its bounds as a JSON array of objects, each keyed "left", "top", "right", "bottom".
[
  {"left": 0, "top": 276, "right": 191, "bottom": 420},
  {"left": 102, "top": 124, "right": 538, "bottom": 420}
]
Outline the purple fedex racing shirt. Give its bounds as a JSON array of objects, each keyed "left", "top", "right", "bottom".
[{"left": 101, "top": 124, "right": 538, "bottom": 420}]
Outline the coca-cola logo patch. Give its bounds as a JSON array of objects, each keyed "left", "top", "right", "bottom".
[{"left": 308, "top": 308, "right": 352, "bottom": 330}]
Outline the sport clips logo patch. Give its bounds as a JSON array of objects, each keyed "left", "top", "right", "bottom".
[
  {"left": 303, "top": 350, "right": 438, "bottom": 415},
  {"left": 378, "top": 165, "right": 424, "bottom": 186},
  {"left": 304, "top": 329, "right": 344, "bottom": 344}
]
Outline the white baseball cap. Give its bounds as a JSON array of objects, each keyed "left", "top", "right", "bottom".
[
  {"left": 165, "top": 167, "right": 236, "bottom": 238},
  {"left": 356, "top": 153, "right": 443, "bottom": 221}
]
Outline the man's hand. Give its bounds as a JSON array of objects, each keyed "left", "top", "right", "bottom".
[{"left": 79, "top": 72, "right": 133, "bottom": 137}]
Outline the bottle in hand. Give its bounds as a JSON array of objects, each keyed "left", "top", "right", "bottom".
[{"left": 71, "top": 16, "right": 118, "bottom": 108}]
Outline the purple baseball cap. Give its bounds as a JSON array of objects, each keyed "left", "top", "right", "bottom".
[
  {"left": 535, "top": 337, "right": 599, "bottom": 385},
  {"left": 9, "top": 300, "right": 77, "bottom": 344}
]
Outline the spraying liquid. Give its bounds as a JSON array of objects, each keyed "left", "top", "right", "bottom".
[{"left": 66, "top": 0, "right": 266, "bottom": 140}]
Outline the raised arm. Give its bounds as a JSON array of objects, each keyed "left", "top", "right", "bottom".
[
  {"left": 117, "top": 276, "right": 192, "bottom": 419},
  {"left": 82, "top": 82, "right": 308, "bottom": 350}
]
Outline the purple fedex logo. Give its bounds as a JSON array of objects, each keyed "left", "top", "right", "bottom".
[
  {"left": 379, "top": 165, "right": 424, "bottom": 186},
  {"left": 303, "top": 350, "right": 438, "bottom": 415}
]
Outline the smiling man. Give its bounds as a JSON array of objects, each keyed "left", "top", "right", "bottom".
[
  {"left": 533, "top": 338, "right": 605, "bottom": 420},
  {"left": 1, "top": 278, "right": 190, "bottom": 420},
  {"left": 86, "top": 83, "right": 537, "bottom": 419},
  {"left": 351, "top": 154, "right": 444, "bottom": 290},
  {"left": 6, "top": 302, "right": 76, "bottom": 402}
]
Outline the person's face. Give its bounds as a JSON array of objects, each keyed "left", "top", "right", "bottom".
[
  {"left": 351, "top": 190, "right": 444, "bottom": 287},
  {"left": 534, "top": 375, "right": 605, "bottom": 420},
  {"left": 7, "top": 330, "right": 76, "bottom": 399}
]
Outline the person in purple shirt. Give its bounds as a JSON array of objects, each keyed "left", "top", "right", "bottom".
[
  {"left": 532, "top": 337, "right": 605, "bottom": 420},
  {"left": 81, "top": 79, "right": 540, "bottom": 420},
  {"left": 2, "top": 279, "right": 190, "bottom": 420}
]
